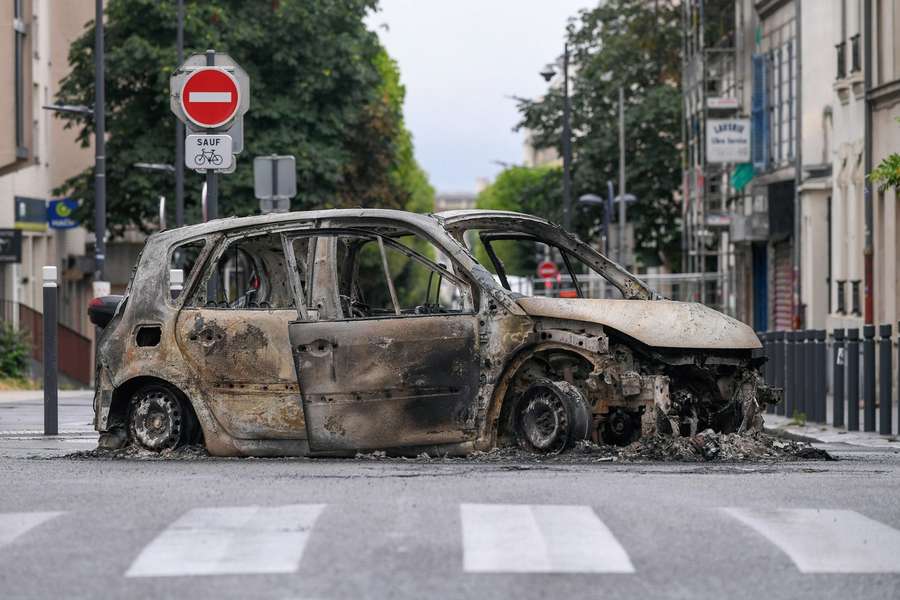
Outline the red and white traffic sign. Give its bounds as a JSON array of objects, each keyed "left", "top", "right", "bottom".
[
  {"left": 537, "top": 260, "right": 559, "bottom": 279},
  {"left": 180, "top": 67, "right": 240, "bottom": 129}
]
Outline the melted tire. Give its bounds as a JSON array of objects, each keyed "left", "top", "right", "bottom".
[
  {"left": 127, "top": 384, "right": 196, "bottom": 452},
  {"left": 515, "top": 379, "right": 591, "bottom": 454}
]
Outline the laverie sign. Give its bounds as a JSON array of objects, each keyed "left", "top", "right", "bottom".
[{"left": 706, "top": 118, "right": 750, "bottom": 164}]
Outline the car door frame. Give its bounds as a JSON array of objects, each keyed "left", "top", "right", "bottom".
[{"left": 283, "top": 225, "right": 483, "bottom": 452}]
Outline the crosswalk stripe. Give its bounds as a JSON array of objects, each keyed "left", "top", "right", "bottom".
[
  {"left": 0, "top": 511, "right": 64, "bottom": 548},
  {"left": 723, "top": 508, "right": 900, "bottom": 573},
  {"left": 126, "top": 504, "right": 326, "bottom": 577},
  {"left": 460, "top": 504, "right": 634, "bottom": 573}
]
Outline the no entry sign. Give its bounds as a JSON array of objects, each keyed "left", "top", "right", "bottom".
[
  {"left": 180, "top": 67, "right": 240, "bottom": 129},
  {"left": 537, "top": 260, "right": 559, "bottom": 279}
]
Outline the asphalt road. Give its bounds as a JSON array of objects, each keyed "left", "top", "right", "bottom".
[{"left": 2, "top": 433, "right": 900, "bottom": 599}]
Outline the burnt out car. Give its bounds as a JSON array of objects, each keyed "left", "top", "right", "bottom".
[{"left": 90, "top": 209, "right": 778, "bottom": 456}]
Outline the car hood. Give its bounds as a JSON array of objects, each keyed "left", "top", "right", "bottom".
[{"left": 516, "top": 297, "right": 761, "bottom": 350}]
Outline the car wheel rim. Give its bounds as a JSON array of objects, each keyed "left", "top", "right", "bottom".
[
  {"left": 129, "top": 388, "right": 183, "bottom": 451},
  {"left": 518, "top": 389, "right": 569, "bottom": 453}
]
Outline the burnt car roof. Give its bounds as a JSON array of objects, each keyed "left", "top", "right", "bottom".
[{"left": 149, "top": 208, "right": 448, "bottom": 245}]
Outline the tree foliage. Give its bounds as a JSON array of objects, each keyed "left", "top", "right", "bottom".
[
  {"left": 517, "top": 0, "right": 683, "bottom": 268},
  {"left": 473, "top": 165, "right": 562, "bottom": 276},
  {"left": 55, "top": 0, "right": 432, "bottom": 236},
  {"left": 869, "top": 117, "right": 900, "bottom": 191}
]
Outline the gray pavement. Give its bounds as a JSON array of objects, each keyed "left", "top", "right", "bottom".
[{"left": 2, "top": 393, "right": 900, "bottom": 599}]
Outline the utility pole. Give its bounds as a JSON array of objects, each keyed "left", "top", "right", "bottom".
[
  {"left": 94, "top": 0, "right": 106, "bottom": 286},
  {"left": 205, "top": 49, "right": 218, "bottom": 221},
  {"left": 175, "top": 0, "right": 185, "bottom": 227},
  {"left": 618, "top": 86, "right": 626, "bottom": 265},
  {"left": 562, "top": 44, "right": 573, "bottom": 232}
]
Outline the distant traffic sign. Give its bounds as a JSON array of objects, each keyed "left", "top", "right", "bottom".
[
  {"left": 537, "top": 260, "right": 559, "bottom": 280},
  {"left": 180, "top": 68, "right": 240, "bottom": 129},
  {"left": 185, "top": 134, "right": 233, "bottom": 171}
]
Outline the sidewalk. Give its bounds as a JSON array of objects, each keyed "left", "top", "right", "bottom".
[{"left": 765, "top": 413, "right": 900, "bottom": 449}]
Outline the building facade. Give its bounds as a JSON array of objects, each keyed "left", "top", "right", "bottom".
[
  {"left": 828, "top": 0, "right": 900, "bottom": 332},
  {"left": 0, "top": 0, "right": 94, "bottom": 334},
  {"left": 685, "top": 0, "right": 837, "bottom": 332}
]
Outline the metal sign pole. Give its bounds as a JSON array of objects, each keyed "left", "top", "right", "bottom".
[{"left": 204, "top": 49, "right": 219, "bottom": 221}]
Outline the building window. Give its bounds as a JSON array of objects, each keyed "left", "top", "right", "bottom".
[
  {"left": 850, "top": 34, "right": 861, "bottom": 73},
  {"left": 836, "top": 41, "right": 847, "bottom": 79},
  {"left": 836, "top": 280, "right": 846, "bottom": 314},
  {"left": 759, "top": 19, "right": 796, "bottom": 170},
  {"left": 851, "top": 280, "right": 861, "bottom": 315},
  {"left": 13, "top": 0, "right": 28, "bottom": 159}
]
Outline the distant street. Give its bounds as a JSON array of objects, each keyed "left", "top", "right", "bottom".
[{"left": 2, "top": 418, "right": 900, "bottom": 599}]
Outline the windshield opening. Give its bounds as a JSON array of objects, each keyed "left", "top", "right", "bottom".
[{"left": 463, "top": 229, "right": 624, "bottom": 299}]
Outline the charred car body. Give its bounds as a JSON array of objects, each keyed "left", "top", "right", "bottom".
[{"left": 90, "top": 209, "right": 779, "bottom": 456}]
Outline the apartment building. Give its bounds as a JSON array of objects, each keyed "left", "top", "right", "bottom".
[
  {"left": 828, "top": 0, "right": 900, "bottom": 331},
  {"left": 0, "top": 0, "right": 94, "bottom": 334}
]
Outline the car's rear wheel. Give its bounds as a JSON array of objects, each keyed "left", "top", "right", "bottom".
[
  {"left": 128, "top": 383, "right": 196, "bottom": 452},
  {"left": 515, "top": 379, "right": 591, "bottom": 454}
]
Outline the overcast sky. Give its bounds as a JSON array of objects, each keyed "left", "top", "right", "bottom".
[{"left": 367, "top": 1, "right": 592, "bottom": 194}]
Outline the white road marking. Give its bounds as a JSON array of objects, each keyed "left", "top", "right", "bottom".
[
  {"left": 723, "top": 508, "right": 900, "bottom": 573},
  {"left": 126, "top": 504, "right": 326, "bottom": 577},
  {"left": 460, "top": 503, "right": 634, "bottom": 573},
  {"left": 188, "top": 91, "right": 232, "bottom": 103},
  {"left": 0, "top": 512, "right": 64, "bottom": 548}
]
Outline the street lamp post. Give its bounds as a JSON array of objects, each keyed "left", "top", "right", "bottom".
[
  {"left": 94, "top": 0, "right": 106, "bottom": 287},
  {"left": 43, "top": 1, "right": 106, "bottom": 292},
  {"left": 541, "top": 43, "right": 573, "bottom": 232},
  {"left": 175, "top": 0, "right": 185, "bottom": 228}
]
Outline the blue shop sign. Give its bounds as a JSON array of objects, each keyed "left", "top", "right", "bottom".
[{"left": 48, "top": 199, "right": 79, "bottom": 229}]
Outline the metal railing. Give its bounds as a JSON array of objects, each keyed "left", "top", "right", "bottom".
[
  {"left": 0, "top": 299, "right": 92, "bottom": 386},
  {"left": 522, "top": 272, "right": 730, "bottom": 315},
  {"left": 760, "top": 325, "right": 899, "bottom": 436}
]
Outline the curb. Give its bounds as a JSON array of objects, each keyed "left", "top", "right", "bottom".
[{"left": 764, "top": 426, "right": 822, "bottom": 445}]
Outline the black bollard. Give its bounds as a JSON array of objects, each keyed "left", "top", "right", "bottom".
[
  {"left": 774, "top": 331, "right": 786, "bottom": 416},
  {"left": 879, "top": 324, "right": 892, "bottom": 435},
  {"left": 42, "top": 266, "right": 58, "bottom": 436},
  {"left": 833, "top": 329, "right": 845, "bottom": 428},
  {"left": 794, "top": 331, "right": 806, "bottom": 418},
  {"left": 847, "top": 328, "right": 860, "bottom": 431},
  {"left": 785, "top": 331, "right": 796, "bottom": 418},
  {"left": 863, "top": 324, "right": 876, "bottom": 431},
  {"left": 805, "top": 330, "right": 816, "bottom": 421},
  {"left": 815, "top": 330, "right": 827, "bottom": 424}
]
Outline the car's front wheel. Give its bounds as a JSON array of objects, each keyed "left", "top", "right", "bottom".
[
  {"left": 128, "top": 384, "right": 197, "bottom": 452},
  {"left": 515, "top": 379, "right": 591, "bottom": 454}
]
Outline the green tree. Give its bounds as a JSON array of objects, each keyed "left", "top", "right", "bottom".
[
  {"left": 869, "top": 118, "right": 900, "bottom": 192},
  {"left": 55, "top": 0, "right": 432, "bottom": 236},
  {"left": 473, "top": 165, "right": 562, "bottom": 276},
  {"left": 517, "top": 0, "right": 683, "bottom": 268}
]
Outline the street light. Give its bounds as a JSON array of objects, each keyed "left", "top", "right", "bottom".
[
  {"left": 41, "top": 0, "right": 105, "bottom": 293},
  {"left": 134, "top": 162, "right": 176, "bottom": 174},
  {"left": 42, "top": 104, "right": 93, "bottom": 117},
  {"left": 577, "top": 193, "right": 609, "bottom": 256},
  {"left": 539, "top": 44, "right": 573, "bottom": 232}
]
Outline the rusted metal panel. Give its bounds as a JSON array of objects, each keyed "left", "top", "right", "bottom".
[
  {"left": 517, "top": 297, "right": 762, "bottom": 350},
  {"left": 289, "top": 315, "right": 480, "bottom": 451},
  {"left": 175, "top": 308, "right": 306, "bottom": 440}
]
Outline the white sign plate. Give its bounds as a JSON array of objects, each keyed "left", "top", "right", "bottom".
[
  {"left": 707, "top": 96, "right": 740, "bottom": 109},
  {"left": 186, "top": 134, "right": 233, "bottom": 171},
  {"left": 706, "top": 118, "right": 751, "bottom": 164}
]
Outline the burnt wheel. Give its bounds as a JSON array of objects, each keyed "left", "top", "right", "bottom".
[
  {"left": 515, "top": 379, "right": 591, "bottom": 454},
  {"left": 128, "top": 384, "right": 195, "bottom": 452}
]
